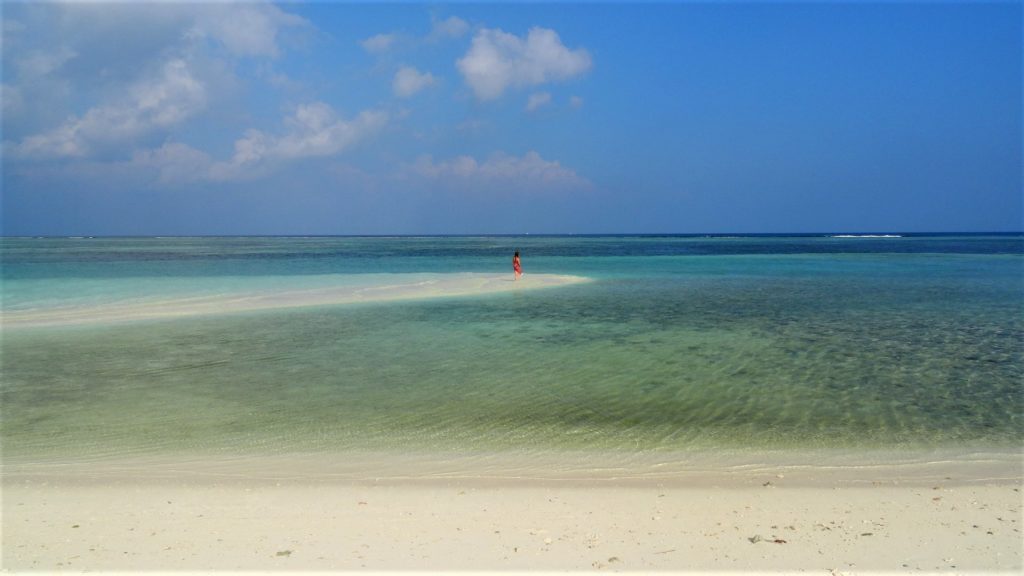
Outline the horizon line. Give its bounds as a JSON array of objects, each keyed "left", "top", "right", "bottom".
[{"left": 2, "top": 231, "right": 1023, "bottom": 239}]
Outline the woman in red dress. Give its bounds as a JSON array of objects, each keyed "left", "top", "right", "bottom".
[{"left": 513, "top": 250, "right": 522, "bottom": 280}]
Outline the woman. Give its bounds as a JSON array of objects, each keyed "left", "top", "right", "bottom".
[{"left": 512, "top": 250, "right": 522, "bottom": 280}]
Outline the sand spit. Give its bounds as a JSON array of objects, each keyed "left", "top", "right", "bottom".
[{"left": 1, "top": 273, "right": 589, "bottom": 328}]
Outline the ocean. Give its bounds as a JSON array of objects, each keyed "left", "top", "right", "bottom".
[{"left": 1, "top": 235, "right": 1021, "bottom": 472}]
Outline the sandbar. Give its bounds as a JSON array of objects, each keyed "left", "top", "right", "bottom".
[{"left": 0, "top": 273, "right": 589, "bottom": 328}]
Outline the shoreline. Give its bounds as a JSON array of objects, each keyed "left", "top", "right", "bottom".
[
  {"left": 3, "top": 449, "right": 1020, "bottom": 572},
  {"left": 3, "top": 446, "right": 1021, "bottom": 487}
]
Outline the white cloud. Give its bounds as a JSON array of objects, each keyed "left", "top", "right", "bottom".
[
  {"left": 15, "top": 46, "right": 77, "bottom": 78},
  {"left": 10, "top": 119, "right": 82, "bottom": 158},
  {"left": 132, "top": 142, "right": 214, "bottom": 184},
  {"left": 189, "top": 3, "right": 307, "bottom": 58},
  {"left": 2, "top": 83, "right": 24, "bottom": 116},
  {"left": 129, "top": 103, "right": 388, "bottom": 184},
  {"left": 275, "top": 103, "right": 387, "bottom": 159},
  {"left": 526, "top": 92, "right": 552, "bottom": 112},
  {"left": 3, "top": 18, "right": 26, "bottom": 37},
  {"left": 361, "top": 33, "right": 397, "bottom": 54},
  {"left": 456, "top": 118, "right": 489, "bottom": 135},
  {"left": 410, "top": 151, "right": 590, "bottom": 191},
  {"left": 428, "top": 16, "right": 469, "bottom": 41},
  {"left": 393, "top": 66, "right": 436, "bottom": 98},
  {"left": 5, "top": 2, "right": 314, "bottom": 160},
  {"left": 12, "top": 58, "right": 207, "bottom": 158},
  {"left": 19, "top": 3, "right": 307, "bottom": 68},
  {"left": 131, "top": 60, "right": 207, "bottom": 126},
  {"left": 456, "top": 27, "right": 592, "bottom": 100},
  {"left": 363, "top": 16, "right": 467, "bottom": 55},
  {"left": 210, "top": 102, "right": 388, "bottom": 180},
  {"left": 570, "top": 95, "right": 584, "bottom": 109}
]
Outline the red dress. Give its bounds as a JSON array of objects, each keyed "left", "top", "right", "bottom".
[{"left": 513, "top": 256, "right": 522, "bottom": 275}]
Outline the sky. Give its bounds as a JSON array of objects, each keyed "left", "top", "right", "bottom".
[{"left": 1, "top": 1, "right": 1020, "bottom": 235}]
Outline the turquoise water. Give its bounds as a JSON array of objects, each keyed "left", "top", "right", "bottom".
[{"left": 2, "top": 235, "right": 1022, "bottom": 461}]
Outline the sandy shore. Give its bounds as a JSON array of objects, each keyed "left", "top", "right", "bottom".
[
  {"left": 0, "top": 273, "right": 589, "bottom": 328},
  {"left": 2, "top": 451, "right": 1021, "bottom": 573}
]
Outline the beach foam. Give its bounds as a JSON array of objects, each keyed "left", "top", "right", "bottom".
[{"left": 0, "top": 273, "right": 589, "bottom": 328}]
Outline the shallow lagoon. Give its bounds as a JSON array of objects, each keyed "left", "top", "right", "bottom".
[{"left": 2, "top": 235, "right": 1021, "bottom": 464}]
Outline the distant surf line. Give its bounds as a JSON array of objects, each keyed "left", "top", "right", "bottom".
[{"left": 831, "top": 234, "right": 903, "bottom": 238}]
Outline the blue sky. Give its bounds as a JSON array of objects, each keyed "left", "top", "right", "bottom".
[{"left": 2, "top": 1, "right": 1020, "bottom": 235}]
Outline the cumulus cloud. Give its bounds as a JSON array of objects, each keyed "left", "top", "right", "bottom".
[
  {"left": 132, "top": 142, "right": 215, "bottom": 185},
  {"left": 18, "top": 3, "right": 306, "bottom": 68},
  {"left": 364, "top": 16, "right": 467, "bottom": 55},
  {"left": 4, "top": 2, "right": 314, "bottom": 160},
  {"left": 3, "top": 17, "right": 26, "bottom": 37},
  {"left": 410, "top": 151, "right": 590, "bottom": 191},
  {"left": 189, "top": 2, "right": 308, "bottom": 58},
  {"left": 361, "top": 33, "right": 397, "bottom": 54},
  {"left": 15, "top": 46, "right": 77, "bottom": 79},
  {"left": 1, "top": 84, "right": 22, "bottom": 116},
  {"left": 129, "top": 103, "right": 388, "bottom": 184},
  {"left": 210, "top": 102, "right": 388, "bottom": 180},
  {"left": 393, "top": 66, "right": 436, "bottom": 98},
  {"left": 262, "top": 103, "right": 386, "bottom": 159},
  {"left": 456, "top": 27, "right": 592, "bottom": 100},
  {"left": 428, "top": 16, "right": 469, "bottom": 41},
  {"left": 526, "top": 92, "right": 552, "bottom": 112},
  {"left": 12, "top": 58, "right": 207, "bottom": 158}
]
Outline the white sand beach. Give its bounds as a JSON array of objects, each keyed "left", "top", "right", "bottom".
[
  {"left": 2, "top": 450, "right": 1020, "bottom": 573},
  {"left": 0, "top": 273, "right": 589, "bottom": 328}
]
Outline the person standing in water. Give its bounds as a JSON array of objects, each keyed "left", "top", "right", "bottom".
[{"left": 513, "top": 250, "right": 522, "bottom": 280}]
